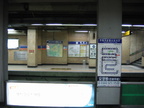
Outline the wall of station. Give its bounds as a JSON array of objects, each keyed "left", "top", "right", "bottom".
[
  {"left": 8, "top": 29, "right": 144, "bottom": 66},
  {"left": 122, "top": 31, "right": 144, "bottom": 64},
  {"left": 8, "top": 29, "right": 96, "bottom": 67},
  {"left": 8, "top": 35, "right": 27, "bottom": 64}
]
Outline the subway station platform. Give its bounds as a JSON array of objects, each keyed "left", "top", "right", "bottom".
[
  {"left": 8, "top": 64, "right": 144, "bottom": 82},
  {"left": 7, "top": 65, "right": 144, "bottom": 108},
  {"left": 8, "top": 64, "right": 144, "bottom": 73}
]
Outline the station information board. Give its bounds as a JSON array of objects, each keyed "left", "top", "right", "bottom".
[
  {"left": 89, "top": 44, "right": 96, "bottom": 59},
  {"left": 68, "top": 41, "right": 89, "bottom": 57},
  {"left": 97, "top": 39, "right": 121, "bottom": 87}
]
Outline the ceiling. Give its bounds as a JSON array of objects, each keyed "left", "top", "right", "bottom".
[{"left": 8, "top": 0, "right": 144, "bottom": 30}]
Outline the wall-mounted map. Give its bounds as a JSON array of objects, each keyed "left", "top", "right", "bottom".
[
  {"left": 97, "top": 39, "right": 121, "bottom": 87},
  {"left": 47, "top": 40, "right": 63, "bottom": 57},
  {"left": 68, "top": 41, "right": 89, "bottom": 57},
  {"left": 68, "top": 44, "right": 80, "bottom": 57}
]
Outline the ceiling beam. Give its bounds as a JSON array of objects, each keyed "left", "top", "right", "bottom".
[
  {"left": 8, "top": 0, "right": 96, "bottom": 3},
  {"left": 123, "top": 0, "right": 144, "bottom": 3}
]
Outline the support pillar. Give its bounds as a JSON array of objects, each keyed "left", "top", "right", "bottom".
[
  {"left": 96, "top": 0, "right": 122, "bottom": 107},
  {"left": 0, "top": 0, "right": 8, "bottom": 106},
  {"left": 27, "top": 29, "right": 38, "bottom": 67}
]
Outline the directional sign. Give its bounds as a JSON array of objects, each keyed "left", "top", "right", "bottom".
[{"left": 89, "top": 44, "right": 96, "bottom": 59}]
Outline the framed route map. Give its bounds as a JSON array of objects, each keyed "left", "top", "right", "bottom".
[
  {"left": 46, "top": 40, "right": 63, "bottom": 57},
  {"left": 97, "top": 39, "right": 121, "bottom": 87},
  {"left": 68, "top": 44, "right": 80, "bottom": 57},
  {"left": 68, "top": 41, "right": 88, "bottom": 57}
]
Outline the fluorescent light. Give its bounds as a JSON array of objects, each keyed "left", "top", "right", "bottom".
[
  {"left": 8, "top": 29, "right": 15, "bottom": 32},
  {"left": 31, "top": 24, "right": 43, "bottom": 26},
  {"left": 8, "top": 29, "right": 26, "bottom": 35},
  {"left": 47, "top": 30, "right": 61, "bottom": 32},
  {"left": 8, "top": 29, "right": 17, "bottom": 34},
  {"left": 122, "top": 24, "right": 132, "bottom": 27},
  {"left": 122, "top": 31, "right": 125, "bottom": 33},
  {"left": 133, "top": 25, "right": 144, "bottom": 27},
  {"left": 83, "top": 24, "right": 97, "bottom": 26},
  {"left": 75, "top": 30, "right": 89, "bottom": 33},
  {"left": 46, "top": 23, "right": 62, "bottom": 26}
]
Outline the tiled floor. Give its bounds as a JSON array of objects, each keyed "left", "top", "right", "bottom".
[{"left": 8, "top": 64, "right": 144, "bottom": 73}]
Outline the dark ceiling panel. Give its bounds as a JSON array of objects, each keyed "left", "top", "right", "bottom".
[
  {"left": 8, "top": 0, "right": 96, "bottom": 3},
  {"left": 8, "top": 0, "right": 144, "bottom": 27}
]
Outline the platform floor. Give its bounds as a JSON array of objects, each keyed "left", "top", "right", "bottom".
[{"left": 8, "top": 64, "right": 144, "bottom": 73}]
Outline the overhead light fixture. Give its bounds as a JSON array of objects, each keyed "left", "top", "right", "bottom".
[
  {"left": 47, "top": 30, "right": 61, "bottom": 32},
  {"left": 8, "top": 29, "right": 26, "bottom": 35},
  {"left": 62, "top": 24, "right": 82, "bottom": 26},
  {"left": 83, "top": 24, "right": 97, "bottom": 26},
  {"left": 121, "top": 31, "right": 125, "bottom": 33},
  {"left": 75, "top": 30, "right": 89, "bottom": 33},
  {"left": 8, "top": 28, "right": 15, "bottom": 32},
  {"left": 8, "top": 28, "right": 17, "bottom": 34},
  {"left": 31, "top": 24, "right": 43, "bottom": 26},
  {"left": 46, "top": 23, "right": 63, "bottom": 26},
  {"left": 122, "top": 24, "right": 132, "bottom": 27},
  {"left": 133, "top": 25, "right": 144, "bottom": 27}
]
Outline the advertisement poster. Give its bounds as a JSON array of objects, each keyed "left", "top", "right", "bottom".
[{"left": 7, "top": 82, "right": 95, "bottom": 107}]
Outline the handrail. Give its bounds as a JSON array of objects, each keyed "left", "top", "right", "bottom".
[{"left": 129, "top": 48, "right": 144, "bottom": 56}]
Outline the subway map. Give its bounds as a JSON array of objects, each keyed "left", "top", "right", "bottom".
[{"left": 97, "top": 39, "right": 121, "bottom": 77}]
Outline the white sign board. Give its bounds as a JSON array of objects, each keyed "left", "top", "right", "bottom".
[
  {"left": 68, "top": 41, "right": 89, "bottom": 57},
  {"left": 97, "top": 76, "right": 121, "bottom": 87},
  {"left": 80, "top": 45, "right": 87, "bottom": 57},
  {"left": 89, "top": 44, "right": 96, "bottom": 59},
  {"left": 14, "top": 51, "right": 27, "bottom": 61},
  {"left": 97, "top": 39, "right": 121, "bottom": 77},
  {"left": 8, "top": 39, "right": 19, "bottom": 49},
  {"left": 6, "top": 81, "right": 94, "bottom": 107},
  {"left": 97, "top": 39, "right": 121, "bottom": 87},
  {"left": 68, "top": 44, "right": 80, "bottom": 57}
]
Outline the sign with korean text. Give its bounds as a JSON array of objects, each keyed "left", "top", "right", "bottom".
[{"left": 97, "top": 39, "right": 121, "bottom": 87}]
